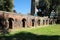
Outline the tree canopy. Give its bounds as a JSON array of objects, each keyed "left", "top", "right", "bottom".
[
  {"left": 36, "top": 0, "right": 60, "bottom": 16},
  {"left": 0, "top": 0, "right": 14, "bottom": 12}
]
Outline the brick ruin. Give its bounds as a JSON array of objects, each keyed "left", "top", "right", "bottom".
[{"left": 0, "top": 11, "right": 50, "bottom": 30}]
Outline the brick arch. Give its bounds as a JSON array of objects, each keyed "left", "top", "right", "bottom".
[
  {"left": 32, "top": 19, "right": 35, "bottom": 26},
  {"left": 38, "top": 19, "right": 40, "bottom": 26},
  {"left": 8, "top": 18, "right": 14, "bottom": 29},
  {"left": 22, "top": 18, "right": 26, "bottom": 27},
  {"left": 46, "top": 19, "right": 49, "bottom": 25},
  {"left": 0, "top": 18, "right": 6, "bottom": 30},
  {"left": 43, "top": 20, "right": 45, "bottom": 25}
]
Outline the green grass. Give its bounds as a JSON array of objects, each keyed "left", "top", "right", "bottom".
[
  {"left": 0, "top": 24, "right": 60, "bottom": 40},
  {"left": 27, "top": 24, "right": 60, "bottom": 35},
  {"left": 9, "top": 24, "right": 60, "bottom": 35}
]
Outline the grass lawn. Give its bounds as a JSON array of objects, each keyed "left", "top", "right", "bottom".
[
  {"left": 0, "top": 24, "right": 60, "bottom": 40},
  {"left": 10, "top": 24, "right": 60, "bottom": 35}
]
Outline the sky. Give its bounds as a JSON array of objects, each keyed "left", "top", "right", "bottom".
[{"left": 14, "top": 0, "right": 31, "bottom": 14}]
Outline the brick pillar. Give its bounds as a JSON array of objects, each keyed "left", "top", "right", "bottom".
[
  {"left": 46, "top": 19, "right": 49, "bottom": 25},
  {"left": 37, "top": 20, "right": 39, "bottom": 27},
  {"left": 20, "top": 21, "right": 22, "bottom": 28},
  {"left": 30, "top": 20, "right": 32, "bottom": 27},
  {"left": 40, "top": 19, "right": 43, "bottom": 26},
  {"left": 18, "top": 20, "right": 20, "bottom": 28},
  {"left": 35, "top": 20, "right": 37, "bottom": 27},
  {"left": 48, "top": 19, "right": 49, "bottom": 25},
  {"left": 5, "top": 19, "right": 9, "bottom": 29},
  {"left": 48, "top": 19, "right": 50, "bottom": 25},
  {"left": 27, "top": 19, "right": 31, "bottom": 28},
  {"left": 25, "top": 21, "right": 27, "bottom": 28},
  {"left": 13, "top": 21, "right": 15, "bottom": 29},
  {"left": 16, "top": 20, "right": 21, "bottom": 28}
]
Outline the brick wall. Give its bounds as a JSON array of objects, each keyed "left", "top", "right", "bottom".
[{"left": 0, "top": 11, "right": 50, "bottom": 29}]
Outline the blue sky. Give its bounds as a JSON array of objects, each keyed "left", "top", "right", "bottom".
[{"left": 14, "top": 0, "right": 31, "bottom": 14}]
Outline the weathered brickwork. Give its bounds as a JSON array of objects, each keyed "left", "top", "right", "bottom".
[{"left": 0, "top": 11, "right": 50, "bottom": 29}]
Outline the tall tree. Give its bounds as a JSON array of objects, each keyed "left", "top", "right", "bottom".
[
  {"left": 0, "top": 0, "right": 4, "bottom": 10},
  {"left": 37, "top": 0, "right": 48, "bottom": 16},
  {"left": 0, "top": 0, "right": 14, "bottom": 12},
  {"left": 44, "top": 0, "right": 60, "bottom": 16}
]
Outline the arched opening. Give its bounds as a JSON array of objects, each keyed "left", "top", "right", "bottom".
[
  {"left": 38, "top": 20, "right": 40, "bottom": 26},
  {"left": 32, "top": 19, "right": 35, "bottom": 26},
  {"left": 46, "top": 20, "right": 48, "bottom": 25},
  {"left": 0, "top": 18, "right": 6, "bottom": 30},
  {"left": 22, "top": 18, "right": 26, "bottom": 27},
  {"left": 0, "top": 18, "right": 3, "bottom": 30},
  {"left": 8, "top": 18, "right": 14, "bottom": 29},
  {"left": 43, "top": 20, "right": 45, "bottom": 25}
]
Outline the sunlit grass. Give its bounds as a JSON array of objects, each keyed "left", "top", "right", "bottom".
[
  {"left": 9, "top": 24, "right": 60, "bottom": 36},
  {"left": 0, "top": 24, "right": 60, "bottom": 36}
]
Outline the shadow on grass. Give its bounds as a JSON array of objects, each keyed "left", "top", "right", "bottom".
[{"left": 0, "top": 32, "right": 60, "bottom": 40}]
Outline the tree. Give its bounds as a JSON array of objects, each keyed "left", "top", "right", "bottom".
[
  {"left": 44, "top": 0, "right": 60, "bottom": 16},
  {"left": 0, "top": 0, "right": 4, "bottom": 10},
  {"left": 37, "top": 0, "right": 48, "bottom": 16},
  {"left": 0, "top": 0, "right": 14, "bottom": 12}
]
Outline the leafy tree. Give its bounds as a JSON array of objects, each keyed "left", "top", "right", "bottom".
[
  {"left": 37, "top": 0, "right": 48, "bottom": 16},
  {"left": 0, "top": 0, "right": 14, "bottom": 12},
  {"left": 44, "top": 0, "right": 60, "bottom": 16},
  {"left": 0, "top": 0, "right": 4, "bottom": 10},
  {"left": 47, "top": 0, "right": 60, "bottom": 10}
]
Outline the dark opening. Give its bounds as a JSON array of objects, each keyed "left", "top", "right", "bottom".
[
  {"left": 8, "top": 18, "right": 14, "bottom": 29},
  {"left": 32, "top": 19, "right": 35, "bottom": 26},
  {"left": 43, "top": 20, "right": 45, "bottom": 25},
  {"left": 22, "top": 18, "right": 26, "bottom": 27},
  {"left": 49, "top": 19, "right": 53, "bottom": 24},
  {"left": 38, "top": 20, "right": 40, "bottom": 26},
  {"left": 46, "top": 20, "right": 48, "bottom": 25},
  {"left": 0, "top": 18, "right": 6, "bottom": 30},
  {"left": 0, "top": 18, "right": 3, "bottom": 29}
]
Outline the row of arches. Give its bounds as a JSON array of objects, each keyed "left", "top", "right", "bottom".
[
  {"left": 8, "top": 18, "right": 27, "bottom": 29},
  {"left": 0, "top": 17, "right": 49, "bottom": 30},
  {"left": 8, "top": 18, "right": 49, "bottom": 29}
]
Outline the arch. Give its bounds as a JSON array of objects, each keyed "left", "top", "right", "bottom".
[
  {"left": 32, "top": 19, "right": 35, "bottom": 26},
  {"left": 38, "top": 19, "right": 40, "bottom": 26},
  {"left": 43, "top": 20, "right": 45, "bottom": 25},
  {"left": 8, "top": 18, "right": 14, "bottom": 29},
  {"left": 46, "top": 20, "right": 48, "bottom": 25},
  {"left": 22, "top": 18, "right": 26, "bottom": 27},
  {"left": 0, "top": 18, "right": 6, "bottom": 30}
]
